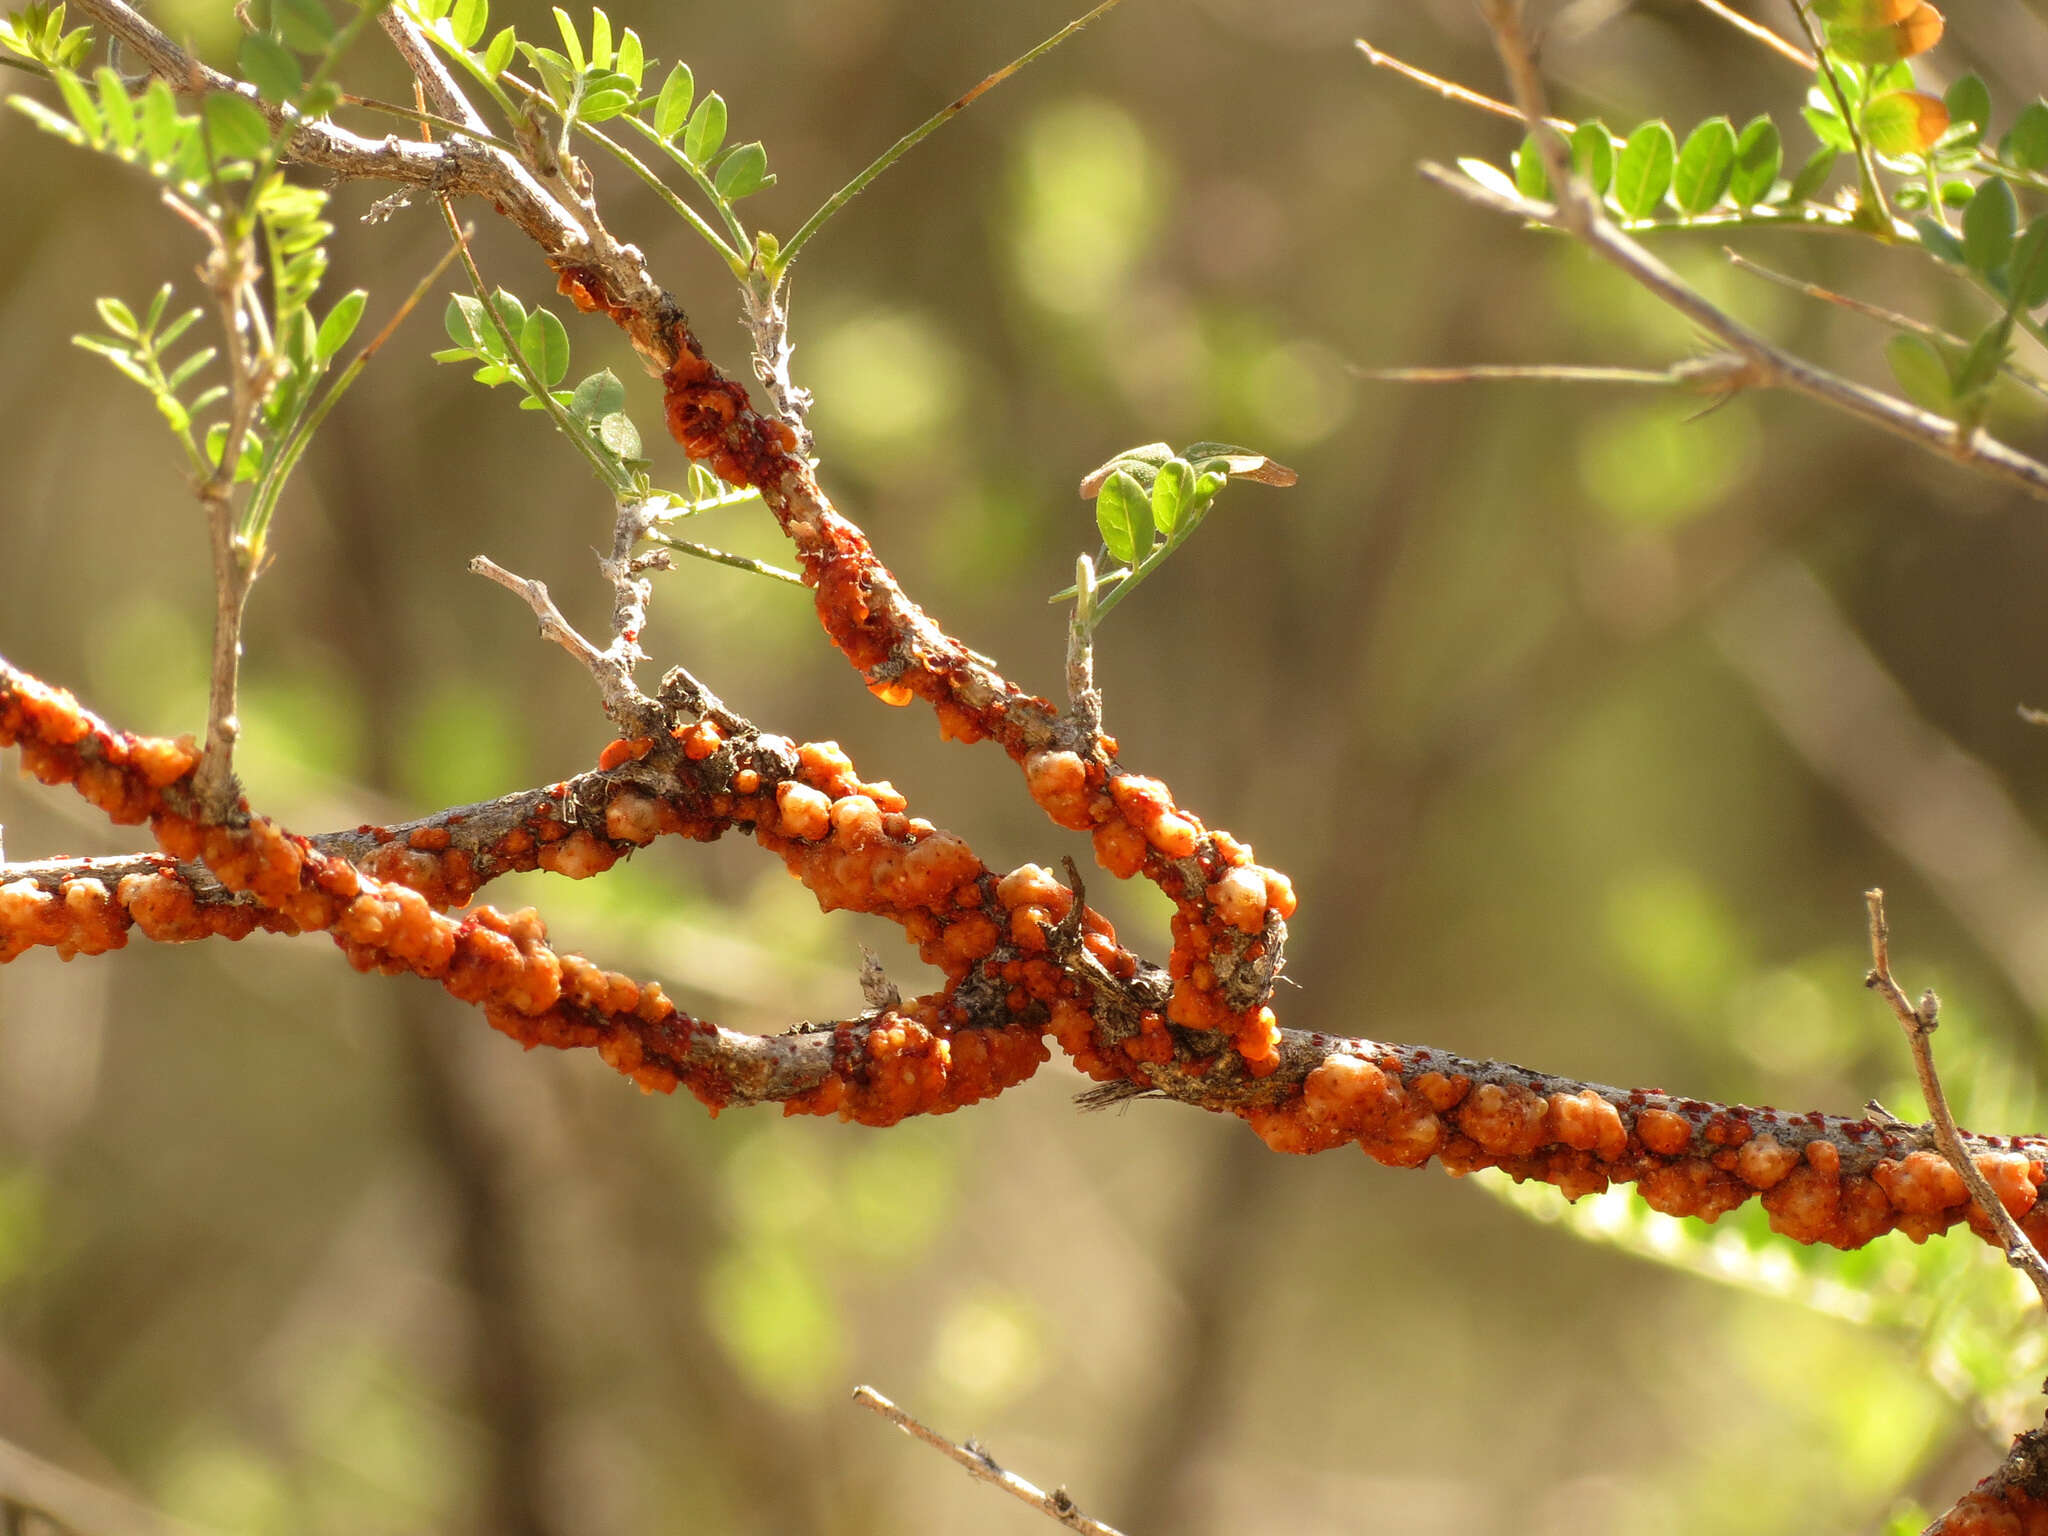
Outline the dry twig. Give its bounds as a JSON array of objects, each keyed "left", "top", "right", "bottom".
[
  {"left": 852, "top": 1386, "right": 1126, "bottom": 1536},
  {"left": 1864, "top": 889, "right": 2048, "bottom": 1312},
  {"left": 1691, "top": 0, "right": 1816, "bottom": 70}
]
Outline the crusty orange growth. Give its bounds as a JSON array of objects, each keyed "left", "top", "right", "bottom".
[{"left": 16, "top": 658, "right": 2048, "bottom": 1264}]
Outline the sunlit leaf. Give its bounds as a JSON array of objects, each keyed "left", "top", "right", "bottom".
[
  {"left": 684, "top": 91, "right": 728, "bottom": 167},
  {"left": 571, "top": 368, "right": 627, "bottom": 421},
  {"left": 1569, "top": 119, "right": 1613, "bottom": 196},
  {"left": 597, "top": 410, "right": 641, "bottom": 458},
  {"left": 1862, "top": 90, "right": 1949, "bottom": 156},
  {"left": 202, "top": 92, "right": 271, "bottom": 160},
  {"left": 1095, "top": 469, "right": 1147, "bottom": 565},
  {"left": 654, "top": 61, "right": 694, "bottom": 141},
  {"left": 713, "top": 140, "right": 772, "bottom": 199},
  {"left": 1613, "top": 120, "right": 1676, "bottom": 219},
  {"left": 1729, "top": 116, "right": 1781, "bottom": 207},
  {"left": 1150, "top": 457, "right": 1194, "bottom": 537},
  {"left": 1672, "top": 116, "right": 1735, "bottom": 214},
  {"left": 518, "top": 306, "right": 570, "bottom": 387},
  {"left": 314, "top": 289, "right": 366, "bottom": 361}
]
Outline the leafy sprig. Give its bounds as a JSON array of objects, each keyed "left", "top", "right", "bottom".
[{"left": 1057, "top": 442, "right": 1298, "bottom": 630}]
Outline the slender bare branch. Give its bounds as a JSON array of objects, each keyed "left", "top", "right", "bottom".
[
  {"left": 852, "top": 1386, "right": 1126, "bottom": 1536},
  {"left": 1354, "top": 37, "right": 1570, "bottom": 132},
  {"left": 469, "top": 556, "right": 661, "bottom": 734},
  {"left": 1691, "top": 0, "right": 1817, "bottom": 70},
  {"left": 1724, "top": 249, "right": 2048, "bottom": 403},
  {"left": 1355, "top": 362, "right": 1707, "bottom": 387},
  {"left": 1417, "top": 162, "right": 2048, "bottom": 503},
  {"left": 1864, "top": 890, "right": 2048, "bottom": 1312}
]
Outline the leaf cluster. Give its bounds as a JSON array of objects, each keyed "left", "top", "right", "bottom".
[{"left": 1059, "top": 442, "right": 1297, "bottom": 630}]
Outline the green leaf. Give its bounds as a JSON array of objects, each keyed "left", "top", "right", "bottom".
[
  {"left": 1913, "top": 214, "right": 1966, "bottom": 265},
  {"left": 570, "top": 369, "right": 627, "bottom": 420},
  {"left": 53, "top": 67, "right": 101, "bottom": 146},
  {"left": 683, "top": 91, "right": 727, "bottom": 167},
  {"left": 1780, "top": 145, "right": 1839, "bottom": 205},
  {"left": 137, "top": 80, "right": 182, "bottom": 167},
  {"left": 1672, "top": 116, "right": 1735, "bottom": 214},
  {"left": 202, "top": 91, "right": 271, "bottom": 160},
  {"left": 1729, "top": 116, "right": 1780, "bottom": 207},
  {"left": 524, "top": 46, "right": 574, "bottom": 110},
  {"left": 1861, "top": 90, "right": 1942, "bottom": 157},
  {"left": 597, "top": 411, "right": 641, "bottom": 458},
  {"left": 579, "top": 87, "right": 636, "bottom": 122},
  {"left": 1952, "top": 319, "right": 2009, "bottom": 401},
  {"left": 615, "top": 27, "right": 643, "bottom": 89},
  {"left": 2011, "top": 213, "right": 2048, "bottom": 308},
  {"left": 1962, "top": 178, "right": 2016, "bottom": 275},
  {"left": 1613, "top": 120, "right": 1676, "bottom": 219},
  {"left": 519, "top": 306, "right": 570, "bottom": 387},
  {"left": 165, "top": 345, "right": 215, "bottom": 393},
  {"left": 444, "top": 293, "right": 488, "bottom": 349},
  {"left": 587, "top": 6, "right": 611, "bottom": 68},
  {"left": 1512, "top": 132, "right": 1549, "bottom": 200},
  {"left": 551, "top": 5, "right": 584, "bottom": 72},
  {"left": 239, "top": 32, "right": 303, "bottom": 104},
  {"left": 315, "top": 289, "right": 366, "bottom": 361},
  {"left": 1884, "top": 333, "right": 1952, "bottom": 413},
  {"left": 2001, "top": 101, "right": 2048, "bottom": 173},
  {"left": 10, "top": 96, "right": 85, "bottom": 148},
  {"left": 95, "top": 66, "right": 137, "bottom": 148},
  {"left": 713, "top": 140, "right": 772, "bottom": 199},
  {"left": 1801, "top": 101, "right": 1853, "bottom": 152},
  {"left": 273, "top": 0, "right": 335, "bottom": 51},
  {"left": 487, "top": 288, "right": 526, "bottom": 338},
  {"left": 1150, "top": 458, "right": 1194, "bottom": 538},
  {"left": 1946, "top": 74, "right": 1991, "bottom": 132},
  {"left": 481, "top": 24, "right": 516, "bottom": 79},
  {"left": 1095, "top": 469, "right": 1148, "bottom": 565},
  {"left": 1455, "top": 156, "right": 1519, "bottom": 201},
  {"left": 654, "top": 61, "right": 694, "bottom": 140},
  {"left": 157, "top": 307, "right": 200, "bottom": 348},
  {"left": 1569, "top": 120, "right": 1613, "bottom": 196},
  {"left": 93, "top": 296, "right": 137, "bottom": 336},
  {"left": 450, "top": 0, "right": 487, "bottom": 49}
]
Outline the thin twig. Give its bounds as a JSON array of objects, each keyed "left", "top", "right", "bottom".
[
  {"left": 1354, "top": 37, "right": 1571, "bottom": 132},
  {"left": 1724, "top": 248, "right": 2048, "bottom": 403},
  {"left": 1354, "top": 363, "right": 1701, "bottom": 387},
  {"left": 1691, "top": 0, "right": 1816, "bottom": 70},
  {"left": 1415, "top": 163, "right": 2048, "bottom": 502},
  {"left": 176, "top": 185, "right": 268, "bottom": 821},
  {"left": 1864, "top": 889, "right": 2048, "bottom": 1313},
  {"left": 851, "top": 1386, "right": 1126, "bottom": 1536},
  {"left": 469, "top": 556, "right": 659, "bottom": 733},
  {"left": 1064, "top": 554, "right": 1103, "bottom": 738}
]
